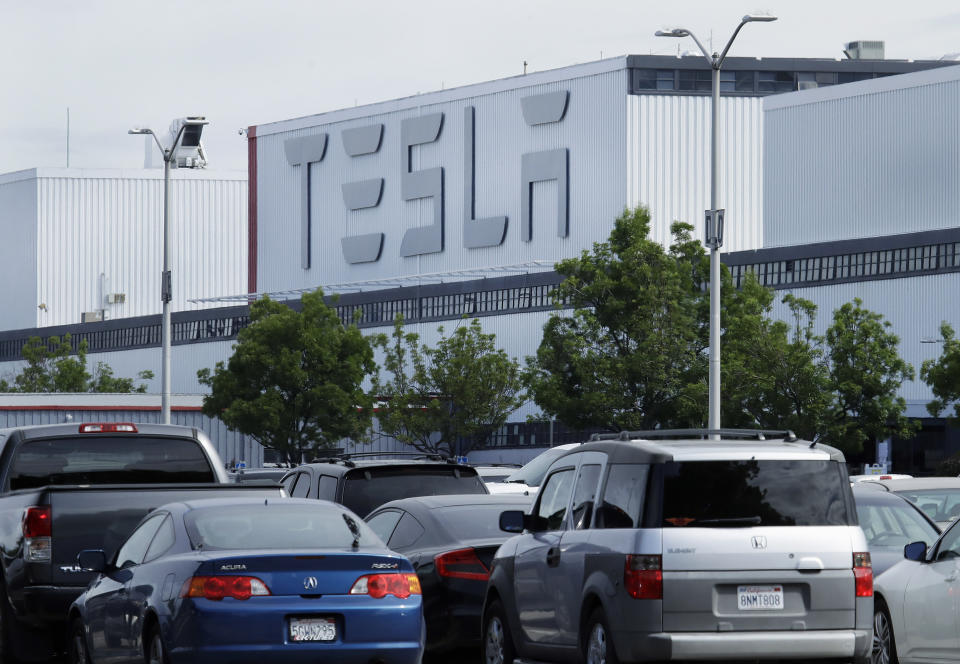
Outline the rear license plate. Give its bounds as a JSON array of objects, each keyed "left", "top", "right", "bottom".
[
  {"left": 737, "top": 585, "right": 784, "bottom": 611},
  {"left": 289, "top": 617, "right": 337, "bottom": 642}
]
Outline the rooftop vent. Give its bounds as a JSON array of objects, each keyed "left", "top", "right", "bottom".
[{"left": 843, "top": 41, "right": 885, "bottom": 60}]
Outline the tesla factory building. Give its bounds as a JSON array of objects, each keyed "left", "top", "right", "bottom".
[{"left": 0, "top": 53, "right": 955, "bottom": 468}]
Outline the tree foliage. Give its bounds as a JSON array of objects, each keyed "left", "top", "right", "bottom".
[
  {"left": 821, "top": 298, "right": 918, "bottom": 454},
  {"left": 372, "top": 317, "right": 525, "bottom": 457},
  {"left": 0, "top": 334, "right": 153, "bottom": 393},
  {"left": 197, "top": 290, "right": 375, "bottom": 466},
  {"left": 920, "top": 322, "right": 960, "bottom": 424}
]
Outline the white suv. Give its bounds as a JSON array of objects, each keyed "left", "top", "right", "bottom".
[{"left": 482, "top": 429, "right": 872, "bottom": 664}]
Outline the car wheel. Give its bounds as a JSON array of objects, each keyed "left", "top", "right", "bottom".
[
  {"left": 583, "top": 608, "right": 619, "bottom": 664},
  {"left": 67, "top": 617, "right": 91, "bottom": 664},
  {"left": 145, "top": 625, "right": 170, "bottom": 664},
  {"left": 873, "top": 600, "right": 898, "bottom": 664},
  {"left": 482, "top": 600, "right": 515, "bottom": 664}
]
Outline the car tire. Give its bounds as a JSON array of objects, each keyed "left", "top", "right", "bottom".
[
  {"left": 145, "top": 625, "right": 170, "bottom": 664},
  {"left": 482, "top": 600, "right": 515, "bottom": 664},
  {"left": 583, "top": 607, "right": 619, "bottom": 664},
  {"left": 872, "top": 599, "right": 898, "bottom": 664},
  {"left": 67, "top": 617, "right": 91, "bottom": 664}
]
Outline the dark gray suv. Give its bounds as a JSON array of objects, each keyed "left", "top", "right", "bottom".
[{"left": 482, "top": 430, "right": 872, "bottom": 664}]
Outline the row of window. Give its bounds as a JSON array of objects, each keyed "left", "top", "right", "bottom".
[
  {"left": 729, "top": 242, "right": 960, "bottom": 289},
  {"left": 632, "top": 68, "right": 886, "bottom": 95}
]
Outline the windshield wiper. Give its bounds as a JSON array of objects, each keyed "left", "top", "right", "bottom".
[
  {"left": 342, "top": 513, "right": 362, "bottom": 549},
  {"left": 689, "top": 516, "right": 763, "bottom": 527}
]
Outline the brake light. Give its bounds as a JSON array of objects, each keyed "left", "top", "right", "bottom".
[
  {"left": 350, "top": 573, "right": 422, "bottom": 599},
  {"left": 22, "top": 506, "right": 52, "bottom": 562},
  {"left": 181, "top": 576, "right": 270, "bottom": 600},
  {"left": 625, "top": 554, "right": 662, "bottom": 600},
  {"left": 853, "top": 552, "right": 873, "bottom": 597},
  {"left": 435, "top": 548, "right": 490, "bottom": 581},
  {"left": 79, "top": 423, "right": 138, "bottom": 433}
]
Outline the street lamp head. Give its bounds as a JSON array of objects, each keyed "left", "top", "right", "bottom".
[
  {"left": 655, "top": 28, "right": 690, "bottom": 38},
  {"left": 128, "top": 128, "right": 153, "bottom": 135},
  {"left": 743, "top": 13, "right": 778, "bottom": 22},
  {"left": 182, "top": 116, "right": 209, "bottom": 127}
]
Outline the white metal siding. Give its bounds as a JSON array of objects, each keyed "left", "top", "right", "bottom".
[
  {"left": 32, "top": 169, "right": 246, "bottom": 328},
  {"left": 255, "top": 68, "right": 628, "bottom": 292},
  {"left": 764, "top": 68, "right": 960, "bottom": 247},
  {"left": 0, "top": 173, "right": 38, "bottom": 330},
  {"left": 769, "top": 273, "right": 960, "bottom": 407},
  {"left": 626, "top": 95, "right": 764, "bottom": 252}
]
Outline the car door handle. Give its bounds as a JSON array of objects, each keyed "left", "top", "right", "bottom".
[{"left": 546, "top": 547, "right": 561, "bottom": 567}]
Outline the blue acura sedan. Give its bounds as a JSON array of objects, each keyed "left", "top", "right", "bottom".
[{"left": 67, "top": 497, "right": 424, "bottom": 664}]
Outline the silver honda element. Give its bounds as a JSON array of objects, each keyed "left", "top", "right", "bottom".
[{"left": 482, "top": 429, "right": 872, "bottom": 664}]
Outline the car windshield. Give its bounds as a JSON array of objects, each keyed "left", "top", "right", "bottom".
[
  {"left": 505, "top": 448, "right": 570, "bottom": 486},
  {"left": 184, "top": 503, "right": 380, "bottom": 550},
  {"left": 8, "top": 436, "right": 215, "bottom": 490},
  {"left": 661, "top": 460, "right": 854, "bottom": 527},
  {"left": 432, "top": 502, "right": 531, "bottom": 541},
  {"left": 894, "top": 489, "right": 960, "bottom": 524},
  {"left": 856, "top": 499, "right": 939, "bottom": 549},
  {"left": 341, "top": 466, "right": 487, "bottom": 517}
]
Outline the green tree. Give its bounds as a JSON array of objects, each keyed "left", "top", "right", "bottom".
[
  {"left": 0, "top": 334, "right": 152, "bottom": 393},
  {"left": 523, "top": 207, "right": 707, "bottom": 432},
  {"left": 920, "top": 321, "right": 960, "bottom": 424},
  {"left": 197, "top": 290, "right": 375, "bottom": 466},
  {"left": 372, "top": 316, "right": 525, "bottom": 457},
  {"left": 822, "top": 298, "right": 918, "bottom": 454}
]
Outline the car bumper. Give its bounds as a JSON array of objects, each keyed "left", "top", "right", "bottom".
[
  {"left": 16, "top": 585, "right": 84, "bottom": 627},
  {"left": 618, "top": 629, "right": 872, "bottom": 661}
]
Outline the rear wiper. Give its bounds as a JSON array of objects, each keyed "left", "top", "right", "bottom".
[
  {"left": 689, "top": 516, "right": 763, "bottom": 527},
  {"left": 342, "top": 513, "right": 362, "bottom": 549}
]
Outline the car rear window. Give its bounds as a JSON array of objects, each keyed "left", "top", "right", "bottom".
[
  {"left": 185, "top": 503, "right": 379, "bottom": 550},
  {"left": 432, "top": 503, "right": 531, "bottom": 541},
  {"left": 341, "top": 466, "right": 487, "bottom": 517},
  {"left": 8, "top": 436, "right": 216, "bottom": 490},
  {"left": 660, "top": 459, "right": 854, "bottom": 527}
]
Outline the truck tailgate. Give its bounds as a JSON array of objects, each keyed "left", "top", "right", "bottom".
[{"left": 46, "top": 484, "right": 281, "bottom": 586}]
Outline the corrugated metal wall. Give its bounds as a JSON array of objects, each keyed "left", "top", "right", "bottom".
[
  {"left": 764, "top": 67, "right": 960, "bottom": 247},
  {"left": 33, "top": 169, "right": 247, "bottom": 327},
  {"left": 0, "top": 172, "right": 38, "bottom": 330},
  {"left": 626, "top": 95, "right": 764, "bottom": 252},
  {"left": 768, "top": 272, "right": 960, "bottom": 408},
  {"left": 255, "top": 62, "right": 628, "bottom": 292},
  {"left": 0, "top": 408, "right": 263, "bottom": 467}
]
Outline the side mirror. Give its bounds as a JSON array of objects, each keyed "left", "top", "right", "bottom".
[
  {"left": 77, "top": 549, "right": 108, "bottom": 573},
  {"left": 904, "top": 541, "right": 927, "bottom": 562},
  {"left": 499, "top": 510, "right": 525, "bottom": 533}
]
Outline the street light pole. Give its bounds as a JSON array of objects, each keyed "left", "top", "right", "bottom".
[
  {"left": 656, "top": 14, "right": 776, "bottom": 433},
  {"left": 128, "top": 118, "right": 208, "bottom": 424}
]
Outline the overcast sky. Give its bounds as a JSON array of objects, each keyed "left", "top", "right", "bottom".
[{"left": 2, "top": 0, "right": 958, "bottom": 175}]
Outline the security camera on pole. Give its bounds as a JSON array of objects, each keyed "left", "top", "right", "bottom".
[
  {"left": 656, "top": 15, "right": 776, "bottom": 436},
  {"left": 128, "top": 117, "right": 209, "bottom": 424}
]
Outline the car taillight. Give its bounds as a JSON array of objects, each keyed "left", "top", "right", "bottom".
[
  {"left": 625, "top": 554, "right": 662, "bottom": 600},
  {"left": 435, "top": 548, "right": 490, "bottom": 581},
  {"left": 79, "top": 422, "right": 138, "bottom": 433},
  {"left": 23, "top": 506, "right": 52, "bottom": 562},
  {"left": 853, "top": 552, "right": 873, "bottom": 597},
  {"left": 350, "top": 573, "right": 422, "bottom": 599},
  {"left": 181, "top": 576, "right": 271, "bottom": 601}
]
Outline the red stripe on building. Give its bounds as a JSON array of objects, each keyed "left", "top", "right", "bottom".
[{"left": 247, "top": 125, "right": 258, "bottom": 294}]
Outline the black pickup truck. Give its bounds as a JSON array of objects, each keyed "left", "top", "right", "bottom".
[{"left": 0, "top": 421, "right": 281, "bottom": 662}]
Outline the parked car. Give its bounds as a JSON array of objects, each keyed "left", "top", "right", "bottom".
[
  {"left": 68, "top": 497, "right": 424, "bottom": 664},
  {"left": 852, "top": 485, "right": 940, "bottom": 575},
  {"left": 228, "top": 467, "right": 289, "bottom": 486},
  {"left": 0, "top": 422, "right": 281, "bottom": 662},
  {"left": 858, "top": 477, "right": 960, "bottom": 530},
  {"left": 280, "top": 452, "right": 488, "bottom": 517},
  {"left": 849, "top": 473, "right": 913, "bottom": 483},
  {"left": 472, "top": 464, "right": 521, "bottom": 483},
  {"left": 365, "top": 494, "right": 532, "bottom": 654},
  {"left": 483, "top": 429, "right": 872, "bottom": 664},
  {"left": 499, "top": 443, "right": 583, "bottom": 493},
  {"left": 874, "top": 518, "right": 960, "bottom": 663}
]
